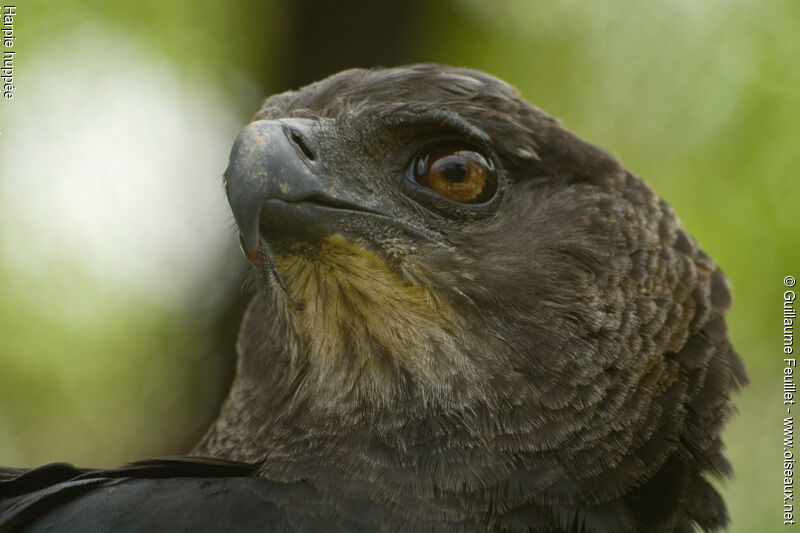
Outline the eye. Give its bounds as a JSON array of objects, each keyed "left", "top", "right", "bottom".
[{"left": 409, "top": 143, "right": 497, "bottom": 204}]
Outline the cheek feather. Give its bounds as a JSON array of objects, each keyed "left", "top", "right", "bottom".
[{"left": 272, "top": 234, "right": 478, "bottom": 395}]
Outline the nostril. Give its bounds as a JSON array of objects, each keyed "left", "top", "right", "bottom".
[{"left": 290, "top": 129, "right": 316, "bottom": 161}]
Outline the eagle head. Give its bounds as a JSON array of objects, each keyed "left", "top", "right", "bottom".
[{"left": 201, "top": 64, "right": 746, "bottom": 532}]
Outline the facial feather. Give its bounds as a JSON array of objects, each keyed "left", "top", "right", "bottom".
[{"left": 271, "top": 234, "right": 487, "bottom": 406}]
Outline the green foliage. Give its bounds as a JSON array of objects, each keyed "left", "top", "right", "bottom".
[{"left": 0, "top": 262, "right": 229, "bottom": 467}]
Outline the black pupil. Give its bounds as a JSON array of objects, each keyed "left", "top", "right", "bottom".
[{"left": 441, "top": 158, "right": 467, "bottom": 183}]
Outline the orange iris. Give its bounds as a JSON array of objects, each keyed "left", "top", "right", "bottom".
[{"left": 424, "top": 145, "right": 490, "bottom": 203}]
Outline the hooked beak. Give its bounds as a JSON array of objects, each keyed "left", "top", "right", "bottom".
[
  {"left": 224, "top": 118, "right": 443, "bottom": 265},
  {"left": 225, "top": 118, "right": 322, "bottom": 257}
]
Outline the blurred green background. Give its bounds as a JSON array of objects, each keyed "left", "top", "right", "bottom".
[{"left": 0, "top": 1, "right": 797, "bottom": 531}]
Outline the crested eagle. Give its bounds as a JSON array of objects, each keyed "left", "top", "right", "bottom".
[{"left": 0, "top": 64, "right": 746, "bottom": 533}]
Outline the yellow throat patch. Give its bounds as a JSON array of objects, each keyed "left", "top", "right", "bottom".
[{"left": 272, "top": 234, "right": 468, "bottom": 393}]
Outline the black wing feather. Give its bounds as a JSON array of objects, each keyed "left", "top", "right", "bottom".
[{"left": 0, "top": 457, "right": 353, "bottom": 533}]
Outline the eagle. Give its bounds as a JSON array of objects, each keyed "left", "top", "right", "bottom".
[{"left": 0, "top": 64, "right": 746, "bottom": 533}]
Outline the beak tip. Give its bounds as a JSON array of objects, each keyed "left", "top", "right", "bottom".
[{"left": 238, "top": 233, "right": 262, "bottom": 265}]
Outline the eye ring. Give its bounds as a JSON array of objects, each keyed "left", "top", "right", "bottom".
[{"left": 409, "top": 143, "right": 498, "bottom": 204}]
